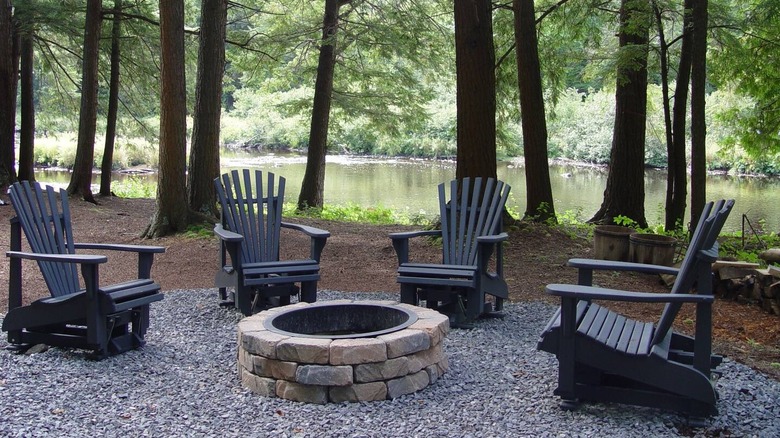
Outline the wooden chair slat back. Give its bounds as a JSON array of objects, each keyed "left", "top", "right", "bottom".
[
  {"left": 652, "top": 199, "right": 734, "bottom": 346},
  {"left": 439, "top": 177, "right": 510, "bottom": 266},
  {"left": 9, "top": 181, "right": 80, "bottom": 296},
  {"left": 215, "top": 170, "right": 285, "bottom": 264}
]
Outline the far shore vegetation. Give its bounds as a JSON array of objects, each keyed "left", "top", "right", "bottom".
[{"left": 28, "top": 85, "right": 780, "bottom": 179}]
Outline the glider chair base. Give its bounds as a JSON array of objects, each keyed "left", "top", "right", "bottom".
[{"left": 3, "top": 286, "right": 163, "bottom": 359}]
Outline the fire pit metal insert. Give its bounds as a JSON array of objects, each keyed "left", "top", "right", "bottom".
[{"left": 264, "top": 303, "right": 418, "bottom": 339}]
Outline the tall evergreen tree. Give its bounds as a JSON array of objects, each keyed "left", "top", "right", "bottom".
[
  {"left": 67, "top": 0, "right": 102, "bottom": 202},
  {"left": 298, "top": 0, "right": 346, "bottom": 210},
  {"left": 144, "top": 0, "right": 188, "bottom": 237},
  {"left": 0, "top": 0, "right": 18, "bottom": 188},
  {"left": 18, "top": 21, "right": 34, "bottom": 182},
  {"left": 514, "top": 0, "right": 555, "bottom": 222},
  {"left": 188, "top": 0, "right": 227, "bottom": 216},
  {"left": 454, "top": 0, "right": 497, "bottom": 180},
  {"left": 99, "top": 0, "right": 123, "bottom": 196},
  {"left": 590, "top": 0, "right": 651, "bottom": 227},
  {"left": 689, "top": 0, "right": 707, "bottom": 230}
]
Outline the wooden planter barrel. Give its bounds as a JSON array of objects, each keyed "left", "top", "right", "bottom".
[
  {"left": 629, "top": 233, "right": 677, "bottom": 266},
  {"left": 593, "top": 225, "right": 634, "bottom": 261}
]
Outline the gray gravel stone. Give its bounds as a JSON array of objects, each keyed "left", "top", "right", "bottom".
[{"left": 1, "top": 289, "right": 778, "bottom": 437}]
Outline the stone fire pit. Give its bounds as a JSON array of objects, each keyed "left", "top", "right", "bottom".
[{"left": 237, "top": 300, "right": 450, "bottom": 404}]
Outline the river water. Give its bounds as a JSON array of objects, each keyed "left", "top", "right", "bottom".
[{"left": 35, "top": 152, "right": 780, "bottom": 233}]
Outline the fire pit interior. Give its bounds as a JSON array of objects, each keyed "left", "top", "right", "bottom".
[
  {"left": 264, "top": 303, "right": 418, "bottom": 339},
  {"left": 238, "top": 300, "right": 450, "bottom": 404}
]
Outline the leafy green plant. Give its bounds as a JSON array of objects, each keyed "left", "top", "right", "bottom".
[
  {"left": 612, "top": 215, "right": 638, "bottom": 228},
  {"left": 111, "top": 177, "right": 156, "bottom": 199}
]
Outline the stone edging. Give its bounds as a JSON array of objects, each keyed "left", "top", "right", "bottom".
[{"left": 237, "top": 300, "right": 450, "bottom": 404}]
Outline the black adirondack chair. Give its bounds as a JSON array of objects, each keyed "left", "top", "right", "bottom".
[
  {"left": 3, "top": 181, "right": 165, "bottom": 359},
  {"left": 390, "top": 177, "right": 511, "bottom": 326},
  {"left": 537, "top": 199, "right": 735, "bottom": 422},
  {"left": 214, "top": 170, "right": 330, "bottom": 316}
]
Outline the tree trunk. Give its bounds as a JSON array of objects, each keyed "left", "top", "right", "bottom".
[
  {"left": 0, "top": 0, "right": 18, "bottom": 188},
  {"left": 590, "top": 0, "right": 650, "bottom": 227},
  {"left": 298, "top": 0, "right": 341, "bottom": 210},
  {"left": 67, "top": 0, "right": 102, "bottom": 203},
  {"left": 454, "top": 0, "right": 497, "bottom": 180},
  {"left": 100, "top": 0, "right": 123, "bottom": 197},
  {"left": 144, "top": 0, "right": 189, "bottom": 238},
  {"left": 18, "top": 25, "right": 34, "bottom": 182},
  {"left": 188, "top": 0, "right": 227, "bottom": 217},
  {"left": 667, "top": 0, "right": 693, "bottom": 232},
  {"left": 514, "top": 0, "right": 555, "bottom": 223},
  {"left": 689, "top": 0, "right": 707, "bottom": 231}
]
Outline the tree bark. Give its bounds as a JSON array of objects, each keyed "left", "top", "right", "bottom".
[
  {"left": 590, "top": 0, "right": 650, "bottom": 227},
  {"left": 689, "top": 0, "right": 707, "bottom": 231},
  {"left": 100, "top": 0, "right": 123, "bottom": 196},
  {"left": 514, "top": 0, "right": 555, "bottom": 223},
  {"left": 67, "top": 0, "right": 102, "bottom": 203},
  {"left": 454, "top": 0, "right": 497, "bottom": 180},
  {"left": 298, "top": 0, "right": 342, "bottom": 210},
  {"left": 144, "top": 0, "right": 189, "bottom": 238},
  {"left": 667, "top": 0, "right": 693, "bottom": 232},
  {"left": 188, "top": 0, "right": 227, "bottom": 217},
  {"left": 0, "top": 0, "right": 18, "bottom": 187},
  {"left": 18, "top": 24, "right": 34, "bottom": 181}
]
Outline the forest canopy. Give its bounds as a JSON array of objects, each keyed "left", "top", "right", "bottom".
[{"left": 6, "top": 0, "right": 780, "bottom": 176}]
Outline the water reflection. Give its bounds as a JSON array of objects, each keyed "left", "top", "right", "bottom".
[{"left": 34, "top": 153, "right": 780, "bottom": 233}]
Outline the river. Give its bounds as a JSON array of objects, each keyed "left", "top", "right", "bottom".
[{"left": 34, "top": 152, "right": 780, "bottom": 233}]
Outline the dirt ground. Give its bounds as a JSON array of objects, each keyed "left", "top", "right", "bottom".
[{"left": 0, "top": 194, "right": 777, "bottom": 380}]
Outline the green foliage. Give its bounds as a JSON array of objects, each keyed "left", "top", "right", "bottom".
[
  {"left": 709, "top": 0, "right": 780, "bottom": 155},
  {"left": 32, "top": 134, "right": 158, "bottom": 170},
  {"left": 612, "top": 215, "right": 638, "bottom": 228},
  {"left": 111, "top": 177, "right": 156, "bottom": 199},
  {"left": 718, "top": 231, "right": 780, "bottom": 265},
  {"left": 286, "top": 202, "right": 429, "bottom": 227},
  {"left": 554, "top": 208, "right": 592, "bottom": 240},
  {"left": 182, "top": 224, "right": 214, "bottom": 240},
  {"left": 20, "top": 0, "right": 780, "bottom": 176},
  {"left": 33, "top": 136, "right": 77, "bottom": 168}
]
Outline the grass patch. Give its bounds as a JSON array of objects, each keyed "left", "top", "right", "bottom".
[
  {"left": 182, "top": 223, "right": 214, "bottom": 240},
  {"left": 287, "top": 202, "right": 431, "bottom": 226},
  {"left": 110, "top": 177, "right": 156, "bottom": 199}
]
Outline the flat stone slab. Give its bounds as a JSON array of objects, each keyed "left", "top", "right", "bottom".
[{"left": 237, "top": 300, "right": 449, "bottom": 403}]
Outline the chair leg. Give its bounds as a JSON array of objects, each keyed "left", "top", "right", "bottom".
[
  {"left": 300, "top": 281, "right": 317, "bottom": 303},
  {"left": 132, "top": 305, "right": 151, "bottom": 339},
  {"left": 465, "top": 289, "right": 482, "bottom": 321},
  {"left": 400, "top": 284, "right": 417, "bottom": 305},
  {"left": 236, "top": 285, "right": 254, "bottom": 316}
]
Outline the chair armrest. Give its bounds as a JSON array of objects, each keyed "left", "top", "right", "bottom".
[
  {"left": 281, "top": 222, "right": 330, "bottom": 262},
  {"left": 73, "top": 243, "right": 164, "bottom": 279},
  {"left": 476, "top": 232, "right": 509, "bottom": 271},
  {"left": 7, "top": 251, "right": 108, "bottom": 303},
  {"left": 74, "top": 243, "right": 165, "bottom": 254},
  {"left": 567, "top": 258, "right": 679, "bottom": 286},
  {"left": 6, "top": 250, "right": 107, "bottom": 264},
  {"left": 214, "top": 224, "right": 244, "bottom": 242},
  {"left": 389, "top": 230, "right": 442, "bottom": 265},
  {"left": 546, "top": 283, "right": 714, "bottom": 304},
  {"left": 476, "top": 232, "right": 509, "bottom": 245},
  {"left": 281, "top": 222, "right": 330, "bottom": 239},
  {"left": 389, "top": 230, "right": 442, "bottom": 240}
]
